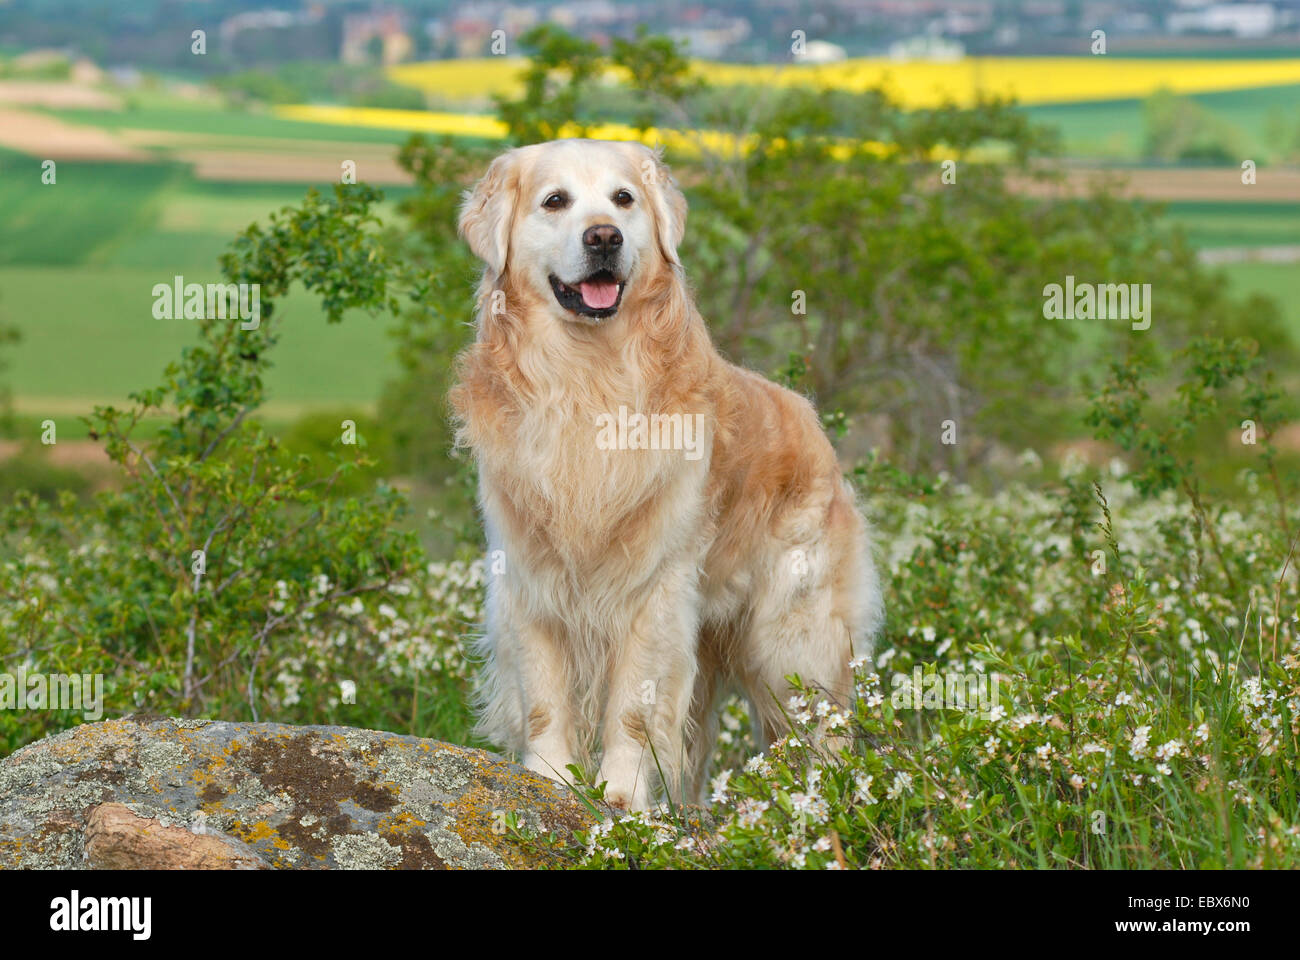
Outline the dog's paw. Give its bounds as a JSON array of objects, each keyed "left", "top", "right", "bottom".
[
  {"left": 522, "top": 751, "right": 572, "bottom": 784},
  {"left": 604, "top": 789, "right": 631, "bottom": 812},
  {"left": 600, "top": 779, "right": 649, "bottom": 813}
]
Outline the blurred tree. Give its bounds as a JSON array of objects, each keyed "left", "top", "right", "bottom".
[
  {"left": 495, "top": 24, "right": 603, "bottom": 144},
  {"left": 1263, "top": 106, "right": 1300, "bottom": 165},
  {"left": 1142, "top": 88, "right": 1245, "bottom": 164}
]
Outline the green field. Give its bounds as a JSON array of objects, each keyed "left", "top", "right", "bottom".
[
  {"left": 0, "top": 266, "right": 398, "bottom": 418},
  {"left": 0, "top": 95, "right": 1296, "bottom": 428},
  {"left": 0, "top": 149, "right": 411, "bottom": 268},
  {"left": 1161, "top": 201, "right": 1300, "bottom": 248},
  {"left": 1219, "top": 261, "right": 1300, "bottom": 336},
  {"left": 38, "top": 96, "right": 418, "bottom": 146},
  {"left": 46, "top": 80, "right": 1300, "bottom": 164},
  {"left": 0, "top": 150, "right": 409, "bottom": 425},
  {"left": 1022, "top": 83, "right": 1300, "bottom": 159}
]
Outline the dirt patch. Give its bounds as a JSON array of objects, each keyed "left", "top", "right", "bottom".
[
  {"left": 0, "top": 439, "right": 113, "bottom": 468},
  {"left": 1271, "top": 423, "right": 1300, "bottom": 452},
  {"left": 0, "top": 106, "right": 146, "bottom": 161},
  {"left": 1199, "top": 245, "right": 1300, "bottom": 265},
  {"left": 0, "top": 81, "right": 122, "bottom": 110},
  {"left": 114, "top": 128, "right": 412, "bottom": 183},
  {"left": 178, "top": 147, "right": 411, "bottom": 185},
  {"left": 1012, "top": 165, "right": 1300, "bottom": 203}
]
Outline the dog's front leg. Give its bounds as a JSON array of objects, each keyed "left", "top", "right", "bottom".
[
  {"left": 598, "top": 568, "right": 700, "bottom": 811},
  {"left": 515, "top": 620, "right": 578, "bottom": 785}
]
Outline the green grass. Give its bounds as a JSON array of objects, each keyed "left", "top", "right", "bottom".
[
  {"left": 1220, "top": 261, "right": 1300, "bottom": 340},
  {"left": 97, "top": 182, "right": 410, "bottom": 269},
  {"left": 1161, "top": 201, "right": 1300, "bottom": 248},
  {"left": 0, "top": 151, "right": 412, "bottom": 417},
  {"left": 1022, "top": 82, "right": 1300, "bottom": 160},
  {"left": 39, "top": 100, "right": 418, "bottom": 145},
  {"left": 0, "top": 266, "right": 399, "bottom": 416},
  {"left": 0, "top": 150, "right": 412, "bottom": 271},
  {"left": 0, "top": 151, "right": 184, "bottom": 265}
]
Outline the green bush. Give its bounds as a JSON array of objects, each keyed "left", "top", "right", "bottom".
[
  {"left": 0, "top": 444, "right": 97, "bottom": 503},
  {"left": 279, "top": 409, "right": 396, "bottom": 499},
  {"left": 1143, "top": 88, "right": 1246, "bottom": 164},
  {"left": 215, "top": 62, "right": 426, "bottom": 110},
  {"left": 541, "top": 324, "right": 1300, "bottom": 868},
  {"left": 0, "top": 184, "right": 433, "bottom": 752},
  {"left": 555, "top": 464, "right": 1300, "bottom": 868}
]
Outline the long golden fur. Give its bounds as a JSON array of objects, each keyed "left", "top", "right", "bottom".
[{"left": 450, "top": 139, "right": 882, "bottom": 809}]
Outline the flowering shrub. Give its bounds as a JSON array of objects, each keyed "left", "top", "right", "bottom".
[
  {"left": 563, "top": 468, "right": 1300, "bottom": 869},
  {"left": 0, "top": 185, "right": 479, "bottom": 751},
  {"left": 0, "top": 531, "right": 485, "bottom": 750},
  {"left": 13, "top": 431, "right": 1296, "bottom": 867}
]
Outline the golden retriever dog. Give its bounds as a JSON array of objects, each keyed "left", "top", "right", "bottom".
[{"left": 450, "top": 139, "right": 882, "bottom": 810}]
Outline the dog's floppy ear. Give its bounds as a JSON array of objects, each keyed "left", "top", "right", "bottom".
[
  {"left": 636, "top": 145, "right": 687, "bottom": 267},
  {"left": 459, "top": 148, "right": 522, "bottom": 277}
]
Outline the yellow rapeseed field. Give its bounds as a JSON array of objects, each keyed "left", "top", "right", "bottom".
[
  {"left": 387, "top": 58, "right": 529, "bottom": 100},
  {"left": 694, "top": 56, "right": 1300, "bottom": 107},
  {"left": 274, "top": 105, "right": 509, "bottom": 138},
  {"left": 276, "top": 55, "right": 1300, "bottom": 154},
  {"left": 272, "top": 103, "right": 761, "bottom": 157},
  {"left": 386, "top": 56, "right": 1300, "bottom": 109}
]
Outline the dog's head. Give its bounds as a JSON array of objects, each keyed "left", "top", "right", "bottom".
[{"left": 459, "top": 139, "right": 687, "bottom": 323}]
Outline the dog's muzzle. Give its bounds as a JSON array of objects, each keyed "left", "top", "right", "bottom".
[{"left": 549, "top": 270, "right": 625, "bottom": 319}]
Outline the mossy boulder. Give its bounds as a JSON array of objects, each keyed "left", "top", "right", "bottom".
[{"left": 0, "top": 717, "right": 594, "bottom": 869}]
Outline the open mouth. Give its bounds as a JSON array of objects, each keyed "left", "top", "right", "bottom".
[{"left": 549, "top": 270, "right": 625, "bottom": 320}]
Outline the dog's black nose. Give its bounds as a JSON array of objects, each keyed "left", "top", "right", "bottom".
[{"left": 583, "top": 224, "right": 623, "bottom": 255}]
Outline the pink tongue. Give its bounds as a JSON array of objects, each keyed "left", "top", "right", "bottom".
[{"left": 579, "top": 280, "right": 619, "bottom": 310}]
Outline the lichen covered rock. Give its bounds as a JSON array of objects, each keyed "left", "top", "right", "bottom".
[{"left": 0, "top": 717, "right": 593, "bottom": 869}]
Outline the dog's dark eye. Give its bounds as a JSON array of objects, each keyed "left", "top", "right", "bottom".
[
  {"left": 613, "top": 189, "right": 634, "bottom": 207},
  {"left": 542, "top": 192, "right": 568, "bottom": 210}
]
